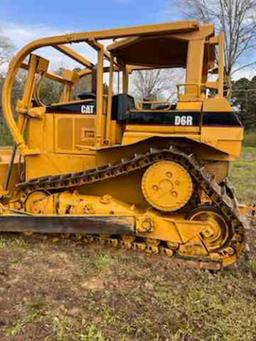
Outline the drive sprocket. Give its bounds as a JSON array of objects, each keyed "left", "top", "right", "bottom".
[{"left": 141, "top": 160, "right": 193, "bottom": 212}]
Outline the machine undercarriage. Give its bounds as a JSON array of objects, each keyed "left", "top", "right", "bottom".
[{"left": 0, "top": 145, "right": 246, "bottom": 270}]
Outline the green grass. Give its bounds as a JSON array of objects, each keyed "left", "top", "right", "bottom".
[
  {"left": 5, "top": 301, "right": 44, "bottom": 337},
  {"left": 79, "top": 252, "right": 114, "bottom": 276},
  {"left": 243, "top": 130, "right": 256, "bottom": 147},
  {"left": 230, "top": 146, "right": 256, "bottom": 203},
  {"left": 0, "top": 234, "right": 256, "bottom": 340},
  {"left": 0, "top": 123, "right": 13, "bottom": 146},
  {"left": 0, "top": 234, "right": 29, "bottom": 249}
]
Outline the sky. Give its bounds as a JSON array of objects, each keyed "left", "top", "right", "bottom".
[
  {"left": 0, "top": 0, "right": 178, "bottom": 47},
  {"left": 0, "top": 0, "right": 254, "bottom": 79},
  {"left": 0, "top": 0, "right": 182, "bottom": 72}
]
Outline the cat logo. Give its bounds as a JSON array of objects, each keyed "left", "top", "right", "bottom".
[
  {"left": 81, "top": 105, "right": 94, "bottom": 114},
  {"left": 174, "top": 115, "right": 193, "bottom": 126}
]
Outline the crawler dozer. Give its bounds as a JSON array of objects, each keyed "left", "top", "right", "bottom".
[{"left": 0, "top": 21, "right": 247, "bottom": 270}]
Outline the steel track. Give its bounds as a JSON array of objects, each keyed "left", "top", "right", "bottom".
[{"left": 17, "top": 146, "right": 246, "bottom": 270}]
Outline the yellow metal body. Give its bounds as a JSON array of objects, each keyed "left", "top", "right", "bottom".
[{"left": 0, "top": 21, "right": 245, "bottom": 269}]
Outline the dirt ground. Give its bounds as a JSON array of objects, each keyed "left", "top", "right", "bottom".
[
  {"left": 0, "top": 228, "right": 256, "bottom": 341},
  {"left": 0, "top": 148, "right": 255, "bottom": 341}
]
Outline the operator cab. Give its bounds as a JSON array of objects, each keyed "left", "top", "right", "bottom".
[{"left": 45, "top": 28, "right": 241, "bottom": 139}]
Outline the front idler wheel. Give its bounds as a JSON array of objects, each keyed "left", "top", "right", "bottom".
[{"left": 187, "top": 205, "right": 233, "bottom": 252}]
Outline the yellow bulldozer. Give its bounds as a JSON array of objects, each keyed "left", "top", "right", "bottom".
[{"left": 0, "top": 21, "right": 247, "bottom": 270}]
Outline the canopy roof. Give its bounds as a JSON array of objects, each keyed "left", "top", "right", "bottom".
[
  {"left": 108, "top": 23, "right": 215, "bottom": 69},
  {"left": 108, "top": 36, "right": 188, "bottom": 68}
]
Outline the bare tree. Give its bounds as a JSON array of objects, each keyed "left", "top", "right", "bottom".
[
  {"left": 0, "top": 35, "right": 15, "bottom": 70},
  {"left": 176, "top": 0, "right": 256, "bottom": 85},
  {"left": 130, "top": 68, "right": 185, "bottom": 101}
]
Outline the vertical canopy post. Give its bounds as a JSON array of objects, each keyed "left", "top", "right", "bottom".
[
  {"left": 218, "top": 32, "right": 225, "bottom": 97},
  {"left": 185, "top": 39, "right": 205, "bottom": 99},
  {"left": 122, "top": 65, "right": 129, "bottom": 93},
  {"left": 96, "top": 45, "right": 104, "bottom": 146},
  {"left": 106, "top": 56, "right": 114, "bottom": 143}
]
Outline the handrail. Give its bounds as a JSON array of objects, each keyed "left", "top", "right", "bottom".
[{"left": 136, "top": 101, "right": 171, "bottom": 111}]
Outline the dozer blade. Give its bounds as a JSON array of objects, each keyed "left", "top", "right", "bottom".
[{"left": 0, "top": 215, "right": 135, "bottom": 235}]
